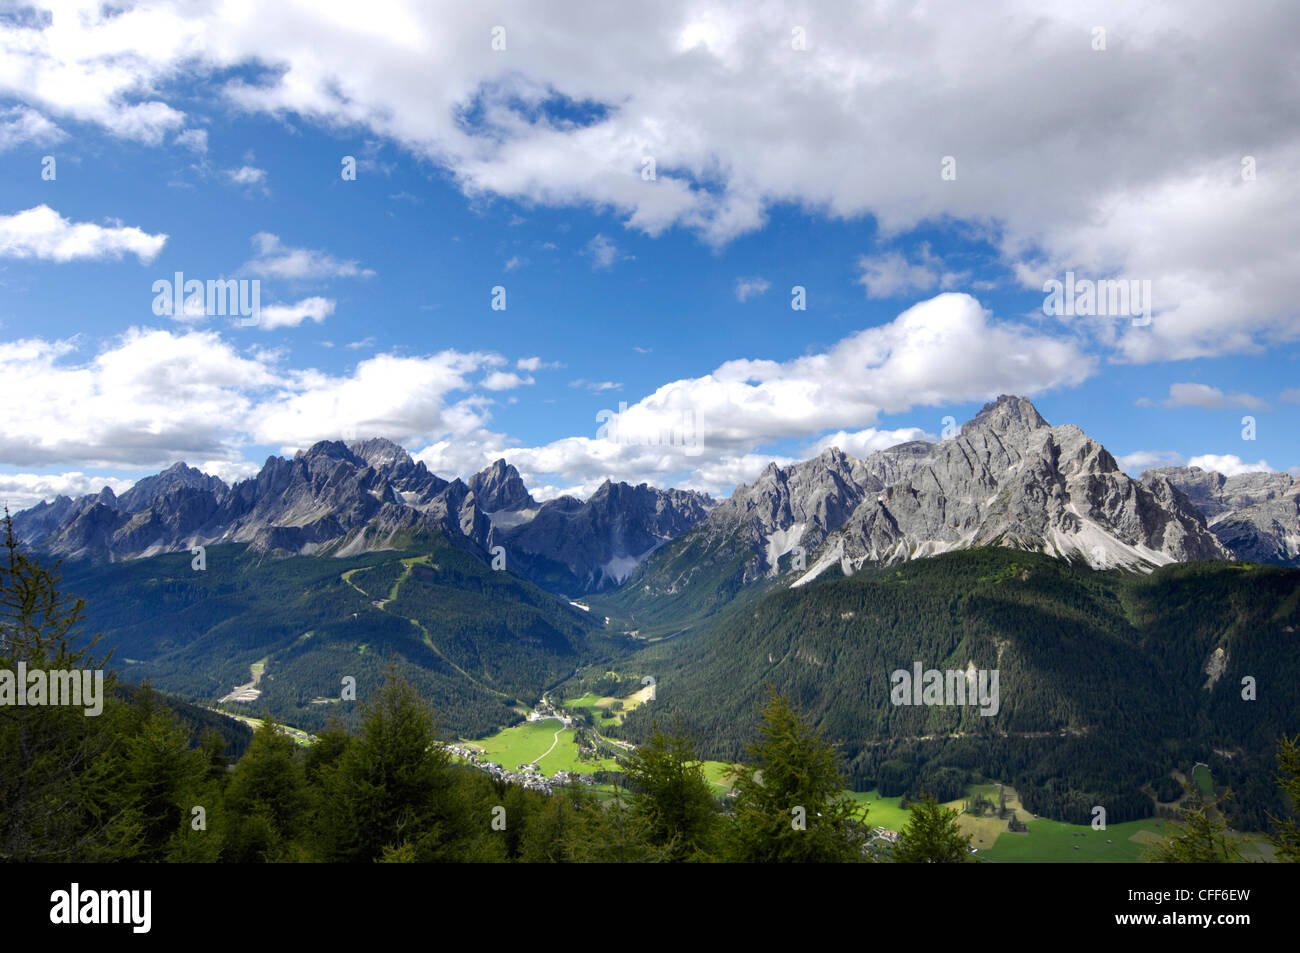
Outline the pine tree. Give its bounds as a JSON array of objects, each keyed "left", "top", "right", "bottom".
[
  {"left": 620, "top": 718, "right": 722, "bottom": 861},
  {"left": 222, "top": 715, "right": 307, "bottom": 862},
  {"left": 893, "top": 793, "right": 972, "bottom": 862},
  {"left": 1268, "top": 734, "right": 1300, "bottom": 862},
  {"left": 316, "top": 665, "right": 478, "bottom": 862},
  {"left": 726, "top": 687, "right": 866, "bottom": 862},
  {"left": 0, "top": 510, "right": 124, "bottom": 860}
]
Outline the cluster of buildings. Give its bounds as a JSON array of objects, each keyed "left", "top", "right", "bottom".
[
  {"left": 870, "top": 826, "right": 901, "bottom": 844},
  {"left": 446, "top": 742, "right": 596, "bottom": 794}
]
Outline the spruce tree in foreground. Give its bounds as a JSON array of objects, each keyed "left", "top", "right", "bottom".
[
  {"left": 726, "top": 687, "right": 866, "bottom": 862},
  {"left": 315, "top": 666, "right": 496, "bottom": 862},
  {"left": 620, "top": 718, "right": 722, "bottom": 861},
  {"left": 0, "top": 510, "right": 125, "bottom": 860},
  {"left": 1267, "top": 734, "right": 1300, "bottom": 862},
  {"left": 893, "top": 793, "right": 972, "bottom": 863}
]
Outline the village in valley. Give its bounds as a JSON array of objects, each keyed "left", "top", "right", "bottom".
[{"left": 447, "top": 696, "right": 605, "bottom": 795}]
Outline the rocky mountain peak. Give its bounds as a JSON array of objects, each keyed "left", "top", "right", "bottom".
[
  {"left": 297, "top": 439, "right": 362, "bottom": 467},
  {"left": 468, "top": 459, "right": 535, "bottom": 512},
  {"left": 350, "top": 437, "right": 414, "bottom": 470},
  {"left": 962, "top": 394, "right": 1050, "bottom": 437}
]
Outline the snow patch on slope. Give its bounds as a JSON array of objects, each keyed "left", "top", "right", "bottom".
[
  {"left": 765, "top": 522, "right": 806, "bottom": 576},
  {"left": 484, "top": 507, "right": 539, "bottom": 530},
  {"left": 1052, "top": 509, "right": 1175, "bottom": 571},
  {"left": 791, "top": 538, "right": 843, "bottom": 588}
]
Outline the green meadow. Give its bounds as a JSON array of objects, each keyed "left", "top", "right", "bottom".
[
  {"left": 847, "top": 790, "right": 913, "bottom": 832},
  {"left": 459, "top": 718, "right": 620, "bottom": 777},
  {"left": 979, "top": 816, "right": 1170, "bottom": 862}
]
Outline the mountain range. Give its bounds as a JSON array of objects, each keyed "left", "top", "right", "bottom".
[
  {"left": 13, "top": 395, "right": 1300, "bottom": 828},
  {"left": 13, "top": 396, "right": 1299, "bottom": 603}
]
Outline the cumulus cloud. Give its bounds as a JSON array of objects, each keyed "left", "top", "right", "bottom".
[
  {"left": 855, "top": 246, "right": 969, "bottom": 299},
  {"left": 0, "top": 105, "right": 65, "bottom": 150},
  {"left": 0, "top": 329, "right": 517, "bottom": 475},
  {"left": 250, "top": 350, "right": 499, "bottom": 450},
  {"left": 0, "top": 471, "right": 136, "bottom": 513},
  {"left": 1138, "top": 382, "right": 1266, "bottom": 410},
  {"left": 0, "top": 205, "right": 166, "bottom": 263},
  {"left": 808, "top": 427, "right": 933, "bottom": 459},
  {"left": 1, "top": 292, "right": 1098, "bottom": 498},
  {"left": 0, "top": 330, "right": 276, "bottom": 468},
  {"left": 517, "top": 356, "right": 560, "bottom": 371},
  {"left": 227, "top": 165, "right": 267, "bottom": 187},
  {"left": 481, "top": 371, "right": 534, "bottom": 391},
  {"left": 258, "top": 296, "right": 335, "bottom": 330},
  {"left": 583, "top": 233, "right": 621, "bottom": 270},
  {"left": 426, "top": 292, "right": 1095, "bottom": 496},
  {"left": 242, "top": 232, "right": 374, "bottom": 280},
  {"left": 734, "top": 276, "right": 770, "bottom": 302},
  {"left": 173, "top": 127, "right": 208, "bottom": 153},
  {"left": 1186, "top": 454, "right": 1273, "bottom": 477},
  {"left": 3, "top": 2, "right": 1296, "bottom": 362},
  {"left": 1116, "top": 450, "right": 1186, "bottom": 475}
]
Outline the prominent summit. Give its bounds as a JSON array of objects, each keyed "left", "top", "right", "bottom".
[{"left": 617, "top": 396, "right": 1241, "bottom": 612}]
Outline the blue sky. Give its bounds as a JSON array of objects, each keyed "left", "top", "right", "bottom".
[{"left": 0, "top": 1, "right": 1297, "bottom": 510}]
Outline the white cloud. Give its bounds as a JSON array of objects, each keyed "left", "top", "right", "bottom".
[
  {"left": 0, "top": 471, "right": 136, "bottom": 513},
  {"left": 0, "top": 329, "right": 517, "bottom": 474},
  {"left": 2, "top": 2, "right": 1295, "bottom": 362},
  {"left": 196, "top": 459, "right": 260, "bottom": 485},
  {"left": 346, "top": 336, "right": 377, "bottom": 350},
  {"left": 570, "top": 379, "right": 622, "bottom": 391},
  {"left": 0, "top": 105, "right": 65, "bottom": 150},
  {"left": 481, "top": 371, "right": 534, "bottom": 391},
  {"left": 1279, "top": 388, "right": 1300, "bottom": 403},
  {"left": 0, "top": 329, "right": 277, "bottom": 468},
  {"left": 242, "top": 232, "right": 374, "bottom": 280},
  {"left": 250, "top": 350, "right": 499, "bottom": 450},
  {"left": 856, "top": 246, "right": 968, "bottom": 299},
  {"left": 1186, "top": 454, "right": 1273, "bottom": 477},
  {"left": 258, "top": 296, "right": 335, "bottom": 330},
  {"left": 1139, "top": 382, "right": 1266, "bottom": 410},
  {"left": 808, "top": 427, "right": 932, "bottom": 459},
  {"left": 734, "top": 276, "right": 770, "bottom": 302},
  {"left": 174, "top": 127, "right": 208, "bottom": 153},
  {"left": 425, "top": 292, "right": 1095, "bottom": 495},
  {"left": 227, "top": 164, "right": 267, "bottom": 186},
  {"left": 503, "top": 255, "right": 526, "bottom": 272},
  {"left": 1117, "top": 450, "right": 1186, "bottom": 475},
  {"left": 0, "top": 292, "right": 1100, "bottom": 499},
  {"left": 583, "top": 233, "right": 620, "bottom": 270},
  {"left": 0, "top": 1, "right": 189, "bottom": 144},
  {"left": 0, "top": 205, "right": 166, "bottom": 263},
  {"left": 517, "top": 356, "right": 559, "bottom": 372}
]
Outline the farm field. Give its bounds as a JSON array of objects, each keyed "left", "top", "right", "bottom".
[
  {"left": 979, "top": 816, "right": 1170, "bottom": 862},
  {"left": 459, "top": 718, "right": 620, "bottom": 777},
  {"left": 846, "top": 790, "right": 913, "bottom": 832},
  {"left": 564, "top": 687, "right": 654, "bottom": 727},
  {"left": 700, "top": 760, "right": 737, "bottom": 793}
]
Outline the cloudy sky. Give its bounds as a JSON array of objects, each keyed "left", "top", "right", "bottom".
[{"left": 1, "top": 0, "right": 1297, "bottom": 510}]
